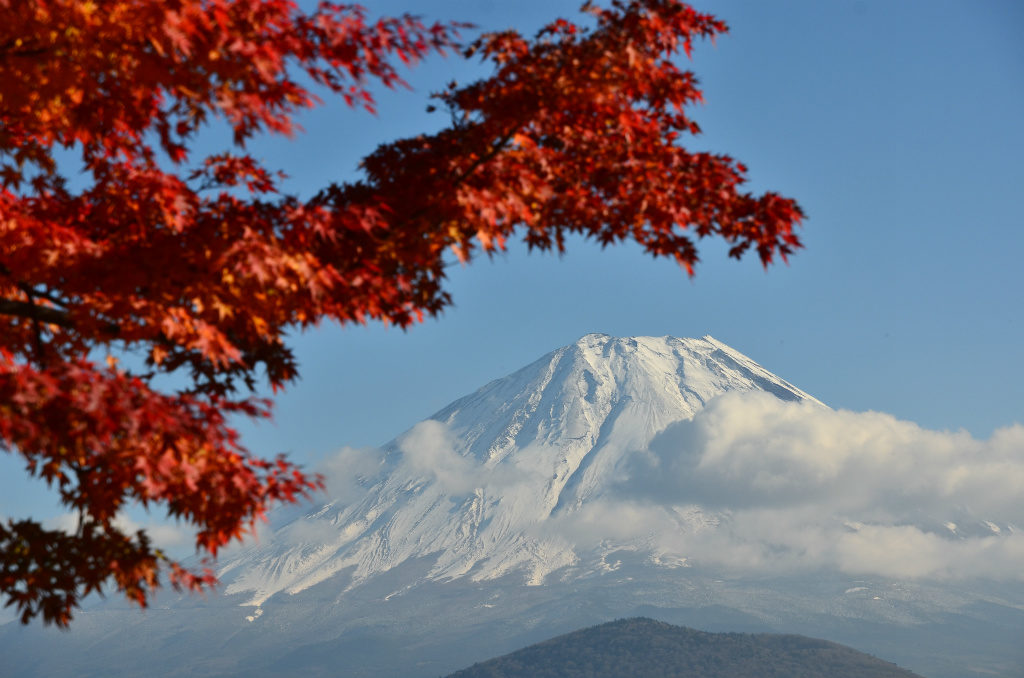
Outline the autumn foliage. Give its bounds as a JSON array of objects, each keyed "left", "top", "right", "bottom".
[{"left": 0, "top": 0, "right": 803, "bottom": 626}]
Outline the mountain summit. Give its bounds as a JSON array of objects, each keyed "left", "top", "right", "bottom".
[{"left": 219, "top": 334, "right": 822, "bottom": 606}]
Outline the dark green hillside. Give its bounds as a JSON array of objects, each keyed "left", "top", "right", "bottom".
[{"left": 443, "top": 618, "right": 925, "bottom": 678}]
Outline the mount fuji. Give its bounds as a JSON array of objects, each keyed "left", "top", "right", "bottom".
[
  {"left": 219, "top": 333, "right": 822, "bottom": 607},
  {"left": 2, "top": 335, "right": 1022, "bottom": 678}
]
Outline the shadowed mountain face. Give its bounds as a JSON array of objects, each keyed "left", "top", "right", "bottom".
[
  {"left": 1, "top": 335, "right": 1022, "bottom": 678},
  {"left": 444, "top": 617, "right": 925, "bottom": 678}
]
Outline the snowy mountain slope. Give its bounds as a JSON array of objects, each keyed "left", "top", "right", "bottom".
[{"left": 217, "top": 334, "right": 825, "bottom": 607}]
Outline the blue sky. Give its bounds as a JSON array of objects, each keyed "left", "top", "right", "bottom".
[
  {"left": 1, "top": 0, "right": 1022, "bottom": 563},
  {"left": 241, "top": 0, "right": 1023, "bottom": 453}
]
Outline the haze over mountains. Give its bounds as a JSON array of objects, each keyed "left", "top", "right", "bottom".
[{"left": 2, "top": 335, "right": 1022, "bottom": 678}]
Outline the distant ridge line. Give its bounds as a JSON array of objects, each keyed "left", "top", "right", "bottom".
[{"left": 443, "top": 617, "right": 925, "bottom": 678}]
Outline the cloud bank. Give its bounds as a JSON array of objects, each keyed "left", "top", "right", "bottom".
[
  {"left": 303, "top": 392, "right": 1024, "bottom": 583},
  {"left": 612, "top": 391, "right": 1024, "bottom": 580}
]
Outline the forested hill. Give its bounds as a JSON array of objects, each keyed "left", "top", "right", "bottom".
[{"left": 443, "top": 618, "right": 925, "bottom": 678}]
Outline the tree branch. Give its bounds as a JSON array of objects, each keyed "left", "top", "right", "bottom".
[
  {"left": 449, "top": 127, "right": 517, "bottom": 190},
  {"left": 0, "top": 298, "right": 74, "bottom": 328}
]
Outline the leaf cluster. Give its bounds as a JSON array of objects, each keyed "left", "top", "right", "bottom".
[{"left": 1, "top": 0, "right": 459, "bottom": 626}]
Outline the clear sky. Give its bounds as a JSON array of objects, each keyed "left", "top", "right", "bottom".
[
  {"left": 240, "top": 0, "right": 1024, "bottom": 454},
  {"left": 1, "top": 0, "right": 1022, "bottom": 567}
]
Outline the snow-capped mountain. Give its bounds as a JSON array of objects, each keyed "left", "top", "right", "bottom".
[
  {"left": 2, "top": 335, "right": 1021, "bottom": 678},
  {"left": 217, "top": 334, "right": 822, "bottom": 607}
]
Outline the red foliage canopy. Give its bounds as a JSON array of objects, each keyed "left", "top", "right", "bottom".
[{"left": 0, "top": 0, "right": 802, "bottom": 626}]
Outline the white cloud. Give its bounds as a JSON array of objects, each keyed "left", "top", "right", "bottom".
[
  {"left": 392, "top": 420, "right": 546, "bottom": 497},
  {"left": 834, "top": 524, "right": 1024, "bottom": 580},
  {"left": 318, "top": 445, "right": 387, "bottom": 504},
  {"left": 397, "top": 420, "right": 482, "bottom": 495},
  {"left": 606, "top": 391, "right": 1024, "bottom": 580},
  {"left": 383, "top": 395, "right": 1024, "bottom": 582},
  {"left": 534, "top": 500, "right": 677, "bottom": 549},
  {"left": 221, "top": 394, "right": 1024, "bottom": 585}
]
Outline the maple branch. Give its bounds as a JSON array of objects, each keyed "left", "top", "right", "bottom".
[
  {"left": 0, "top": 266, "right": 122, "bottom": 341},
  {"left": 0, "top": 263, "right": 71, "bottom": 310},
  {"left": 0, "top": 47, "right": 51, "bottom": 60},
  {"left": 23, "top": 289, "right": 47, "bottom": 365},
  {"left": 449, "top": 127, "right": 517, "bottom": 190},
  {"left": 0, "top": 298, "right": 74, "bottom": 328},
  {"left": 0, "top": 38, "right": 51, "bottom": 60},
  {"left": 27, "top": 287, "right": 69, "bottom": 308}
]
